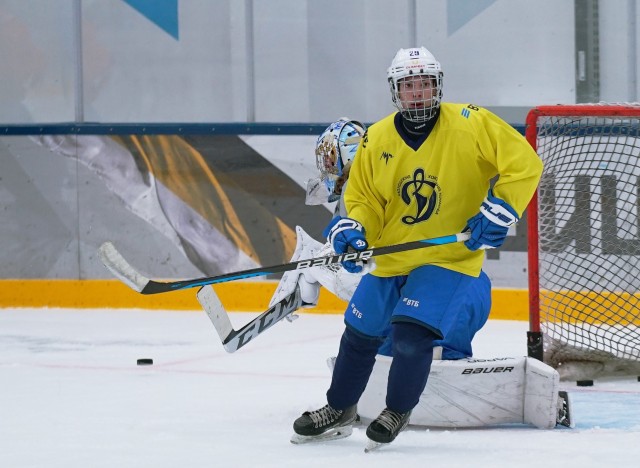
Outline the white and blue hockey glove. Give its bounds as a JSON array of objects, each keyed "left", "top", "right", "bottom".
[
  {"left": 464, "top": 191, "right": 519, "bottom": 251},
  {"left": 323, "top": 216, "right": 368, "bottom": 273}
]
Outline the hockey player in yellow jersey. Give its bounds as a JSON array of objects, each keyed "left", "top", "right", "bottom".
[
  {"left": 347, "top": 101, "right": 542, "bottom": 277},
  {"left": 292, "top": 47, "right": 543, "bottom": 452}
]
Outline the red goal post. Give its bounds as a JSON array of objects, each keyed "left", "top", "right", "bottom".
[{"left": 525, "top": 103, "right": 640, "bottom": 381}]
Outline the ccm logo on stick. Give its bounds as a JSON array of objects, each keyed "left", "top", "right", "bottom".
[
  {"left": 233, "top": 292, "right": 300, "bottom": 349},
  {"left": 296, "top": 251, "right": 373, "bottom": 269}
]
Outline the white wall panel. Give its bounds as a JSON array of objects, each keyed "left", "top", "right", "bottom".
[
  {"left": 1, "top": 0, "right": 639, "bottom": 124},
  {"left": 82, "top": 0, "right": 239, "bottom": 122},
  {"left": 252, "top": 0, "right": 310, "bottom": 121},
  {"left": 418, "top": 0, "right": 575, "bottom": 107},
  {"left": 600, "top": 0, "right": 639, "bottom": 102},
  {"left": 0, "top": 0, "right": 75, "bottom": 123}
]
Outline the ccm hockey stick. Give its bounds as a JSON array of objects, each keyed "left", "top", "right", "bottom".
[
  {"left": 196, "top": 284, "right": 303, "bottom": 352},
  {"left": 98, "top": 232, "right": 470, "bottom": 295}
]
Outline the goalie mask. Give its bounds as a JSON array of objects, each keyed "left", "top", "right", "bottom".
[
  {"left": 305, "top": 118, "right": 366, "bottom": 205},
  {"left": 387, "top": 47, "right": 443, "bottom": 122}
]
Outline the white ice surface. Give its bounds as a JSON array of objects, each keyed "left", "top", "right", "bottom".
[{"left": 1, "top": 308, "right": 640, "bottom": 468}]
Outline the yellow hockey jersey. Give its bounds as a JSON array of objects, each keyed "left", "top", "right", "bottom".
[{"left": 345, "top": 103, "right": 543, "bottom": 277}]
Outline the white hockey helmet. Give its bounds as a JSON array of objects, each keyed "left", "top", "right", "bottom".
[
  {"left": 387, "top": 47, "right": 443, "bottom": 122},
  {"left": 305, "top": 118, "right": 366, "bottom": 205}
]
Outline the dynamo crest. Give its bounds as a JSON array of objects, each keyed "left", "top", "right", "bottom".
[{"left": 398, "top": 168, "right": 441, "bottom": 224}]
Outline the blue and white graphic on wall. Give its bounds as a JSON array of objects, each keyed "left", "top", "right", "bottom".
[
  {"left": 123, "top": 0, "right": 179, "bottom": 40},
  {"left": 447, "top": 0, "right": 497, "bottom": 36}
]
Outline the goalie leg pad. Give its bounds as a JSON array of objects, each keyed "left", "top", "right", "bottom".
[
  {"left": 523, "top": 356, "right": 561, "bottom": 429},
  {"left": 358, "top": 356, "right": 527, "bottom": 428},
  {"left": 356, "top": 355, "right": 562, "bottom": 429}
]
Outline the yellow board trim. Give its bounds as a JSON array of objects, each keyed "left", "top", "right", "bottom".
[
  {"left": 540, "top": 290, "right": 640, "bottom": 326},
  {"left": 0, "top": 280, "right": 532, "bottom": 320}
]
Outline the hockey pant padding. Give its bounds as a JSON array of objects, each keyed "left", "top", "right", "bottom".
[
  {"left": 326, "top": 325, "right": 384, "bottom": 411},
  {"left": 386, "top": 321, "right": 438, "bottom": 414}
]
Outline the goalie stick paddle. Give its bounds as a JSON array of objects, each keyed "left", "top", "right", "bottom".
[
  {"left": 196, "top": 283, "right": 303, "bottom": 352},
  {"left": 98, "top": 232, "right": 470, "bottom": 295}
]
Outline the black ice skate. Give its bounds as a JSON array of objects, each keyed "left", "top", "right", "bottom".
[
  {"left": 291, "top": 404, "right": 357, "bottom": 444},
  {"left": 364, "top": 408, "right": 411, "bottom": 452},
  {"left": 556, "top": 391, "right": 574, "bottom": 428}
]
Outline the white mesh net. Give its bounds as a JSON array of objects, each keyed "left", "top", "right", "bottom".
[{"left": 531, "top": 104, "right": 640, "bottom": 380}]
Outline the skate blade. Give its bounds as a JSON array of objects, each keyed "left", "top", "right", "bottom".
[
  {"left": 364, "top": 439, "right": 386, "bottom": 453},
  {"left": 557, "top": 391, "right": 575, "bottom": 429},
  {"left": 290, "top": 425, "right": 353, "bottom": 445}
]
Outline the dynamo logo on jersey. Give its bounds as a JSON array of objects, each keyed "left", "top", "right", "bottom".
[{"left": 398, "top": 168, "right": 441, "bottom": 224}]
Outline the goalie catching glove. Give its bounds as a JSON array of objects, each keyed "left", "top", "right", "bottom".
[
  {"left": 464, "top": 190, "right": 519, "bottom": 251},
  {"left": 323, "top": 216, "right": 369, "bottom": 273}
]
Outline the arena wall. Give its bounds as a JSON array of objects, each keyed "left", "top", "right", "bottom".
[{"left": 0, "top": 125, "right": 530, "bottom": 320}]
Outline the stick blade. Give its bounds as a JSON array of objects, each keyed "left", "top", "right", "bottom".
[
  {"left": 97, "top": 242, "right": 150, "bottom": 293},
  {"left": 196, "top": 286, "right": 234, "bottom": 349}
]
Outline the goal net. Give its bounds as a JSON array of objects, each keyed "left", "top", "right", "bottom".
[{"left": 526, "top": 104, "right": 640, "bottom": 381}]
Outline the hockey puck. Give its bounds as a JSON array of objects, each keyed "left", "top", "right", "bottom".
[
  {"left": 576, "top": 380, "right": 593, "bottom": 387},
  {"left": 137, "top": 358, "right": 153, "bottom": 366}
]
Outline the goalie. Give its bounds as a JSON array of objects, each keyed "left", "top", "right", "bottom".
[{"left": 268, "top": 117, "right": 572, "bottom": 442}]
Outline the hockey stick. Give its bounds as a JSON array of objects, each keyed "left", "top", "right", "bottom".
[
  {"left": 196, "top": 284, "right": 303, "bottom": 352},
  {"left": 98, "top": 232, "right": 470, "bottom": 295}
]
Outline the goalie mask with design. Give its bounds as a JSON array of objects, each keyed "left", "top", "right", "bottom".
[
  {"left": 387, "top": 47, "right": 443, "bottom": 122},
  {"left": 305, "top": 118, "right": 366, "bottom": 205}
]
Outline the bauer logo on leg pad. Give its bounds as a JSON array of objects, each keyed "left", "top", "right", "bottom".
[{"left": 461, "top": 366, "right": 514, "bottom": 374}]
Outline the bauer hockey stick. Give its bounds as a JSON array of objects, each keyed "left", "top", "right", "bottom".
[
  {"left": 196, "top": 283, "right": 303, "bottom": 352},
  {"left": 98, "top": 232, "right": 470, "bottom": 295}
]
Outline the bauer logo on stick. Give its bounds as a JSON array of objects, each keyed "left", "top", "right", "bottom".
[{"left": 295, "top": 250, "right": 373, "bottom": 270}]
